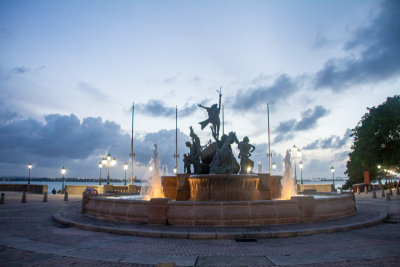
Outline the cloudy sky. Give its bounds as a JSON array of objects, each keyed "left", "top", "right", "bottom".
[{"left": 0, "top": 0, "right": 399, "bottom": 180}]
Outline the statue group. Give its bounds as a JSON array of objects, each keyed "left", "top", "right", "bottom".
[{"left": 183, "top": 89, "right": 256, "bottom": 175}]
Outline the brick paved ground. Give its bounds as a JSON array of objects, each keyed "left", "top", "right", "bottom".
[{"left": 0, "top": 190, "right": 399, "bottom": 266}]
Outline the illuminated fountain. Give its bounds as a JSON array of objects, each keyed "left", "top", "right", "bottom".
[
  {"left": 141, "top": 144, "right": 164, "bottom": 200},
  {"left": 83, "top": 92, "right": 356, "bottom": 226},
  {"left": 280, "top": 150, "right": 297, "bottom": 200}
]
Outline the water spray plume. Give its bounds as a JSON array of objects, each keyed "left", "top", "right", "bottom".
[
  {"left": 141, "top": 144, "right": 164, "bottom": 200},
  {"left": 280, "top": 150, "right": 297, "bottom": 200}
]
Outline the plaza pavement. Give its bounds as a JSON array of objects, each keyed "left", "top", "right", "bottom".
[{"left": 0, "top": 190, "right": 399, "bottom": 266}]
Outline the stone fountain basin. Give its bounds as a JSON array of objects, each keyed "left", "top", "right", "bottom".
[{"left": 83, "top": 193, "right": 356, "bottom": 226}]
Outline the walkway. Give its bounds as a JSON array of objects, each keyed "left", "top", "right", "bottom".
[{"left": 0, "top": 191, "right": 399, "bottom": 266}]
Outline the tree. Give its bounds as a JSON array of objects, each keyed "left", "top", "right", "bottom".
[{"left": 344, "top": 95, "right": 400, "bottom": 188}]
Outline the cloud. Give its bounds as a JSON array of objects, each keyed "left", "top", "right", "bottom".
[
  {"left": 230, "top": 74, "right": 298, "bottom": 111},
  {"left": 0, "top": 108, "right": 192, "bottom": 177},
  {"left": 273, "top": 106, "right": 330, "bottom": 143},
  {"left": 77, "top": 82, "right": 108, "bottom": 101},
  {"left": 294, "top": 106, "right": 329, "bottom": 131},
  {"left": 162, "top": 75, "right": 177, "bottom": 84},
  {"left": 304, "top": 128, "right": 352, "bottom": 150},
  {"left": 136, "top": 99, "right": 197, "bottom": 117},
  {"left": 315, "top": 0, "right": 400, "bottom": 90},
  {"left": 12, "top": 67, "right": 29, "bottom": 74},
  {"left": 10, "top": 66, "right": 46, "bottom": 75}
]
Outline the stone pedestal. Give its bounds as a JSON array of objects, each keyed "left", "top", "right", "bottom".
[
  {"left": 161, "top": 176, "right": 178, "bottom": 199},
  {"left": 189, "top": 174, "right": 263, "bottom": 201},
  {"left": 104, "top": 184, "right": 114, "bottom": 193},
  {"left": 148, "top": 198, "right": 171, "bottom": 225}
]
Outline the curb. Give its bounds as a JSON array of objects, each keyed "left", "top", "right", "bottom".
[{"left": 52, "top": 211, "right": 388, "bottom": 239}]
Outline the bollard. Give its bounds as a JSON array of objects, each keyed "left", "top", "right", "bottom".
[
  {"left": 381, "top": 187, "right": 385, "bottom": 197},
  {"left": 385, "top": 192, "right": 391, "bottom": 201},
  {"left": 43, "top": 192, "right": 48, "bottom": 202},
  {"left": 64, "top": 191, "right": 68, "bottom": 201},
  {"left": 390, "top": 188, "right": 393, "bottom": 196},
  {"left": 0, "top": 193, "right": 4, "bottom": 204},
  {"left": 22, "top": 192, "right": 26, "bottom": 203},
  {"left": 364, "top": 186, "right": 368, "bottom": 194},
  {"left": 357, "top": 187, "right": 360, "bottom": 194},
  {"left": 372, "top": 190, "right": 376, "bottom": 198}
]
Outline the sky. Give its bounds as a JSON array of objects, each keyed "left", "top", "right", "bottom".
[{"left": 0, "top": 0, "right": 399, "bottom": 180}]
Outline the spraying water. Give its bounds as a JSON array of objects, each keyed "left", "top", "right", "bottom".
[
  {"left": 141, "top": 144, "right": 164, "bottom": 200},
  {"left": 280, "top": 150, "right": 297, "bottom": 200}
]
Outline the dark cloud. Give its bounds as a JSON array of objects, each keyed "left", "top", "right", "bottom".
[
  {"left": 230, "top": 74, "right": 298, "bottom": 111},
  {"left": 0, "top": 108, "right": 191, "bottom": 177},
  {"left": 136, "top": 100, "right": 197, "bottom": 117},
  {"left": 315, "top": 0, "right": 400, "bottom": 90},
  {"left": 275, "top": 120, "right": 296, "bottom": 134},
  {"left": 273, "top": 106, "right": 330, "bottom": 143},
  {"left": 295, "top": 106, "right": 329, "bottom": 131},
  {"left": 304, "top": 129, "right": 352, "bottom": 150}
]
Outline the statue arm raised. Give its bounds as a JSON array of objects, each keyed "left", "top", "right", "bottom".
[{"left": 250, "top": 145, "right": 255, "bottom": 153}]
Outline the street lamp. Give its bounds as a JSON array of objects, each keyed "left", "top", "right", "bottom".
[
  {"left": 27, "top": 163, "right": 32, "bottom": 184},
  {"left": 98, "top": 162, "right": 103, "bottom": 185},
  {"left": 331, "top": 166, "right": 335, "bottom": 188},
  {"left": 173, "top": 167, "right": 177, "bottom": 174},
  {"left": 124, "top": 162, "right": 128, "bottom": 185},
  {"left": 61, "top": 166, "right": 66, "bottom": 190},
  {"left": 101, "top": 153, "right": 116, "bottom": 185},
  {"left": 272, "top": 162, "right": 276, "bottom": 174},
  {"left": 299, "top": 161, "right": 304, "bottom": 185},
  {"left": 247, "top": 166, "right": 251, "bottom": 174},
  {"left": 290, "top": 145, "right": 302, "bottom": 184}
]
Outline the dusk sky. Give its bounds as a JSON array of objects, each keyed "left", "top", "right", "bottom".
[{"left": 0, "top": 0, "right": 399, "bottom": 180}]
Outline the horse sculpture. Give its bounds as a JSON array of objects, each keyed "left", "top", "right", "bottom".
[{"left": 209, "top": 132, "right": 240, "bottom": 174}]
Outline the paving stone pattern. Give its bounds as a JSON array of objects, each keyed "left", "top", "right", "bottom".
[{"left": 0, "top": 191, "right": 399, "bottom": 266}]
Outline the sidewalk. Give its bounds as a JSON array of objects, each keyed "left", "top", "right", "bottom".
[{"left": 0, "top": 191, "right": 399, "bottom": 266}]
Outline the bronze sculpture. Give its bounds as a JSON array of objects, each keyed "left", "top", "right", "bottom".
[
  {"left": 238, "top": 136, "right": 255, "bottom": 174},
  {"left": 198, "top": 88, "right": 222, "bottom": 141}
]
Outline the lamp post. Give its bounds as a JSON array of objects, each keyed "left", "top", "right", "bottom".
[
  {"left": 61, "top": 166, "right": 66, "bottom": 190},
  {"left": 27, "top": 163, "right": 32, "bottom": 184},
  {"left": 331, "top": 166, "right": 335, "bottom": 189},
  {"left": 290, "top": 145, "right": 302, "bottom": 184},
  {"left": 98, "top": 162, "right": 102, "bottom": 185},
  {"left": 101, "top": 153, "right": 116, "bottom": 185},
  {"left": 299, "top": 161, "right": 304, "bottom": 185},
  {"left": 173, "top": 167, "right": 177, "bottom": 174},
  {"left": 272, "top": 162, "right": 276, "bottom": 175},
  {"left": 124, "top": 162, "right": 128, "bottom": 185}
]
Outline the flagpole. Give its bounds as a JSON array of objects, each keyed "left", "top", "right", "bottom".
[
  {"left": 130, "top": 102, "right": 134, "bottom": 183},
  {"left": 267, "top": 103, "right": 272, "bottom": 174}
]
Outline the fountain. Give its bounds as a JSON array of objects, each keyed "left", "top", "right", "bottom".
[{"left": 83, "top": 91, "right": 356, "bottom": 226}]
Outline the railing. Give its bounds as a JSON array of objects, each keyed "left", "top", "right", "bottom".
[{"left": 113, "top": 186, "right": 128, "bottom": 193}]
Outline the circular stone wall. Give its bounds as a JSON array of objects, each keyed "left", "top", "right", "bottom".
[{"left": 83, "top": 193, "right": 356, "bottom": 226}]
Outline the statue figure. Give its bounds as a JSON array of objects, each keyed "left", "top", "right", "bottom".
[
  {"left": 187, "top": 127, "right": 202, "bottom": 174},
  {"left": 198, "top": 88, "right": 222, "bottom": 141},
  {"left": 209, "top": 132, "right": 240, "bottom": 174},
  {"left": 238, "top": 136, "right": 256, "bottom": 174},
  {"left": 183, "top": 153, "right": 191, "bottom": 174}
]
